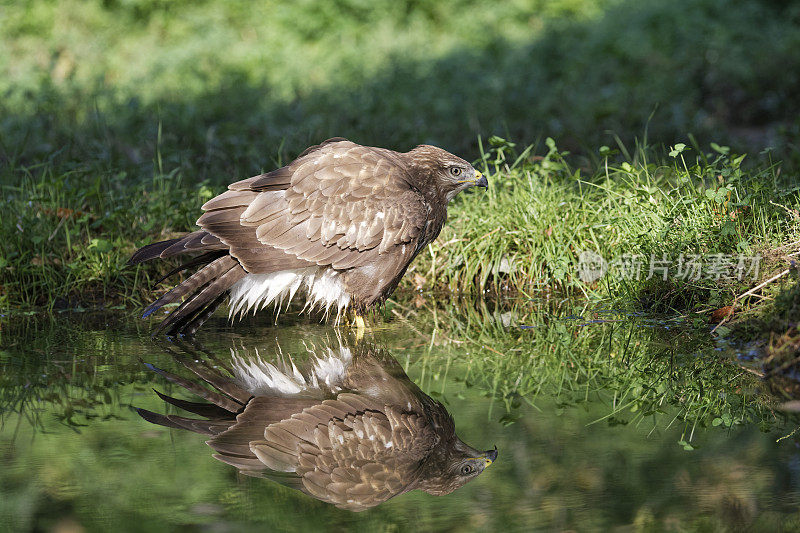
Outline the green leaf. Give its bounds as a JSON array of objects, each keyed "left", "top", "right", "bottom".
[
  {"left": 599, "top": 145, "right": 618, "bottom": 157},
  {"left": 89, "top": 238, "right": 113, "bottom": 253},
  {"left": 499, "top": 413, "right": 520, "bottom": 426},
  {"left": 710, "top": 142, "right": 730, "bottom": 155},
  {"left": 669, "top": 143, "right": 687, "bottom": 157}
]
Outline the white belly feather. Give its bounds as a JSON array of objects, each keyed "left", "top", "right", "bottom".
[
  {"left": 231, "top": 345, "right": 353, "bottom": 397},
  {"left": 227, "top": 267, "right": 351, "bottom": 321}
]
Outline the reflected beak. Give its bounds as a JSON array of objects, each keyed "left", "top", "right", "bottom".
[
  {"left": 484, "top": 446, "right": 498, "bottom": 467},
  {"left": 474, "top": 170, "right": 488, "bottom": 188}
]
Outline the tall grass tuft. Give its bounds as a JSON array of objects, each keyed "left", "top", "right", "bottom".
[{"left": 416, "top": 137, "right": 799, "bottom": 312}]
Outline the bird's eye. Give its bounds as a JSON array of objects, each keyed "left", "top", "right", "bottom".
[
  {"left": 450, "top": 167, "right": 462, "bottom": 177},
  {"left": 460, "top": 464, "right": 475, "bottom": 476}
]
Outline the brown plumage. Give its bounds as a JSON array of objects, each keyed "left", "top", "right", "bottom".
[
  {"left": 137, "top": 340, "right": 497, "bottom": 511},
  {"left": 130, "top": 138, "right": 488, "bottom": 335}
]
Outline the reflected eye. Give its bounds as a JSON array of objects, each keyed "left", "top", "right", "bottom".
[
  {"left": 450, "top": 167, "right": 463, "bottom": 177},
  {"left": 460, "top": 464, "right": 475, "bottom": 476}
]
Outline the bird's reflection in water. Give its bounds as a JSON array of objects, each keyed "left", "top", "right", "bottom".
[{"left": 137, "top": 337, "right": 497, "bottom": 511}]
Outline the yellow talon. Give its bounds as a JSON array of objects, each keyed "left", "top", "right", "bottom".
[{"left": 354, "top": 315, "right": 365, "bottom": 342}]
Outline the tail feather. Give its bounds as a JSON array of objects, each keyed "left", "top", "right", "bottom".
[
  {"left": 176, "top": 293, "right": 226, "bottom": 337},
  {"left": 162, "top": 231, "right": 223, "bottom": 256},
  {"left": 154, "top": 251, "right": 227, "bottom": 285},
  {"left": 128, "top": 237, "right": 184, "bottom": 265},
  {"left": 153, "top": 389, "right": 233, "bottom": 419},
  {"left": 136, "top": 408, "right": 234, "bottom": 436},
  {"left": 169, "top": 351, "right": 253, "bottom": 404},
  {"left": 155, "top": 259, "right": 246, "bottom": 335},
  {"left": 143, "top": 361, "right": 245, "bottom": 413},
  {"left": 129, "top": 231, "right": 224, "bottom": 265},
  {"left": 142, "top": 255, "right": 235, "bottom": 319},
  {"left": 131, "top": 230, "right": 237, "bottom": 335}
]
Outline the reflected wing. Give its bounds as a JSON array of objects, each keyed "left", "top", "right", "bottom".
[
  {"left": 250, "top": 393, "right": 438, "bottom": 511},
  {"left": 198, "top": 139, "right": 428, "bottom": 272}
]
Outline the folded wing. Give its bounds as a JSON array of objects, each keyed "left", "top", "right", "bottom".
[
  {"left": 249, "top": 394, "right": 438, "bottom": 511},
  {"left": 198, "top": 139, "right": 428, "bottom": 273}
]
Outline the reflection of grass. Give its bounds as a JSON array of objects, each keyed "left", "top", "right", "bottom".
[
  {"left": 385, "top": 297, "right": 790, "bottom": 448},
  {"left": 1, "top": 304, "right": 792, "bottom": 447},
  {"left": 0, "top": 315, "right": 154, "bottom": 430}
]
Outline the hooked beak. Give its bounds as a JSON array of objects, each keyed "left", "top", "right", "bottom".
[
  {"left": 474, "top": 170, "right": 488, "bottom": 188},
  {"left": 483, "top": 446, "right": 498, "bottom": 467},
  {"left": 459, "top": 170, "right": 488, "bottom": 189}
]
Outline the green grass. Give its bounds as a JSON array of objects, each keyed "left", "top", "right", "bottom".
[
  {"left": 1, "top": 149, "right": 211, "bottom": 308},
  {"left": 3, "top": 0, "right": 800, "bottom": 162},
  {"left": 3, "top": 134, "right": 798, "bottom": 320},
  {"left": 419, "top": 137, "right": 799, "bottom": 305},
  {"left": 1, "top": 0, "right": 799, "bottom": 341}
]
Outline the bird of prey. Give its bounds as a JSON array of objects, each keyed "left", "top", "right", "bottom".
[
  {"left": 129, "top": 138, "right": 488, "bottom": 335},
  {"left": 137, "top": 339, "right": 498, "bottom": 511}
]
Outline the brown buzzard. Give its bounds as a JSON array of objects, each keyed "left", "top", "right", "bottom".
[
  {"left": 137, "top": 340, "right": 497, "bottom": 511},
  {"left": 130, "top": 138, "right": 487, "bottom": 335}
]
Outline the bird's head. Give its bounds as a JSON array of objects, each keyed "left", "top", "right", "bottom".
[
  {"left": 406, "top": 145, "right": 488, "bottom": 203},
  {"left": 413, "top": 436, "right": 498, "bottom": 496}
]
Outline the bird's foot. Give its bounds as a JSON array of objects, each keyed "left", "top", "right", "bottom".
[
  {"left": 354, "top": 315, "right": 365, "bottom": 342},
  {"left": 337, "top": 314, "right": 367, "bottom": 342}
]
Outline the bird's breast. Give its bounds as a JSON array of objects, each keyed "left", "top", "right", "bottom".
[{"left": 228, "top": 267, "right": 351, "bottom": 320}]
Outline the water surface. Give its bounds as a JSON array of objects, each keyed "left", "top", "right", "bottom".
[{"left": 2, "top": 300, "right": 800, "bottom": 531}]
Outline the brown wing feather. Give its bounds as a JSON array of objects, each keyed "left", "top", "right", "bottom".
[
  {"left": 194, "top": 139, "right": 429, "bottom": 275},
  {"left": 250, "top": 396, "right": 438, "bottom": 511}
]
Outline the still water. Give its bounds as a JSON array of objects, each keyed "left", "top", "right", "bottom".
[{"left": 2, "top": 299, "right": 800, "bottom": 531}]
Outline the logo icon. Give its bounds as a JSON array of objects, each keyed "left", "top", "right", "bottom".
[{"left": 577, "top": 250, "right": 607, "bottom": 283}]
